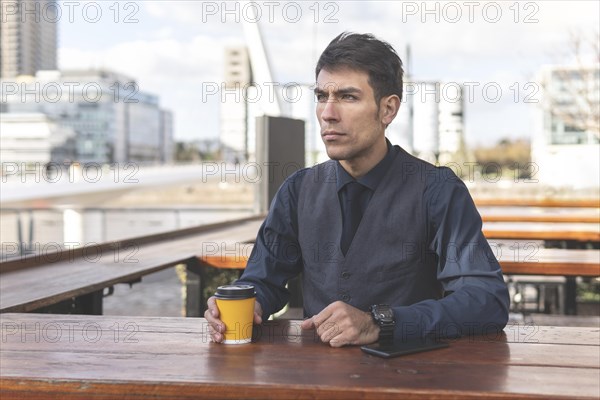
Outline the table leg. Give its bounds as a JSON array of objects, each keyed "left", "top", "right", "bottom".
[{"left": 185, "top": 258, "right": 207, "bottom": 317}]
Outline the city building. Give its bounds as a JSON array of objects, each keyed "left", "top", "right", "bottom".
[
  {"left": 1, "top": 69, "right": 174, "bottom": 164},
  {"left": 533, "top": 64, "right": 600, "bottom": 188},
  {"left": 397, "top": 81, "right": 466, "bottom": 165},
  {"left": 219, "top": 34, "right": 465, "bottom": 166},
  {"left": 284, "top": 83, "right": 323, "bottom": 166},
  {"left": 220, "top": 46, "right": 252, "bottom": 163},
  {"left": 0, "top": 112, "right": 75, "bottom": 164},
  {"left": 0, "top": 0, "right": 58, "bottom": 78}
]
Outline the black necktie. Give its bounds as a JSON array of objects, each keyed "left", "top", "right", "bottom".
[{"left": 340, "top": 181, "right": 367, "bottom": 255}]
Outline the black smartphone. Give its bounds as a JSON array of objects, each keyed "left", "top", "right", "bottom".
[{"left": 360, "top": 338, "right": 448, "bottom": 358}]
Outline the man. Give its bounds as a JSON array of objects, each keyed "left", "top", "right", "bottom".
[{"left": 206, "top": 32, "right": 509, "bottom": 347}]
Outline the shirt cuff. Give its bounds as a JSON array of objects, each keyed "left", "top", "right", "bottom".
[{"left": 391, "top": 306, "right": 423, "bottom": 340}]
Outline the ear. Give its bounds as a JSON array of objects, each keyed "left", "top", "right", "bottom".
[{"left": 380, "top": 95, "right": 401, "bottom": 126}]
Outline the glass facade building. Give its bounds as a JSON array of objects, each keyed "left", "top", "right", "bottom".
[{"left": 1, "top": 69, "right": 173, "bottom": 164}]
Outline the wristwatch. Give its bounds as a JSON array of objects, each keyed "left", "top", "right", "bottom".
[{"left": 370, "top": 304, "right": 395, "bottom": 345}]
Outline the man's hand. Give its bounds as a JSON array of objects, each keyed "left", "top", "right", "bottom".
[
  {"left": 204, "top": 296, "right": 263, "bottom": 343},
  {"left": 300, "top": 301, "right": 380, "bottom": 347}
]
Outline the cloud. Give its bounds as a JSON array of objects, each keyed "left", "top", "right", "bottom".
[
  {"left": 59, "top": 33, "right": 240, "bottom": 141},
  {"left": 56, "top": 0, "right": 599, "bottom": 144}
]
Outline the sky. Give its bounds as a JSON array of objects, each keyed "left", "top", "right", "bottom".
[{"left": 56, "top": 0, "right": 600, "bottom": 147}]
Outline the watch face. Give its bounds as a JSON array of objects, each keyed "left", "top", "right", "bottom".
[{"left": 373, "top": 305, "right": 394, "bottom": 320}]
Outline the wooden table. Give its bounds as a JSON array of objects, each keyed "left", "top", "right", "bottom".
[
  {"left": 2, "top": 214, "right": 598, "bottom": 316},
  {"left": 482, "top": 222, "right": 600, "bottom": 242},
  {"left": 0, "top": 217, "right": 264, "bottom": 314},
  {"left": 1, "top": 314, "right": 598, "bottom": 399},
  {"left": 474, "top": 198, "right": 599, "bottom": 208},
  {"left": 199, "top": 244, "right": 600, "bottom": 277},
  {"left": 479, "top": 206, "right": 600, "bottom": 223},
  {"left": 197, "top": 244, "right": 600, "bottom": 316}
]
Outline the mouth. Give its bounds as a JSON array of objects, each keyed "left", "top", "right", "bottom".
[{"left": 322, "top": 130, "right": 344, "bottom": 141}]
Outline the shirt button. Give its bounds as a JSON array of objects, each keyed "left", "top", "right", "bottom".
[
  {"left": 341, "top": 271, "right": 351, "bottom": 279},
  {"left": 341, "top": 294, "right": 351, "bottom": 302}
]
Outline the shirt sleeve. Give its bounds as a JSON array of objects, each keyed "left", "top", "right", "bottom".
[
  {"left": 235, "top": 170, "right": 306, "bottom": 319},
  {"left": 392, "top": 167, "right": 510, "bottom": 339}
]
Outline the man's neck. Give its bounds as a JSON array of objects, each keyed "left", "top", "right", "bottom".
[{"left": 339, "top": 138, "right": 388, "bottom": 179}]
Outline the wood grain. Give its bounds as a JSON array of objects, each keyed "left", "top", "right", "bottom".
[
  {"left": 482, "top": 222, "right": 600, "bottom": 242},
  {"left": 478, "top": 206, "right": 600, "bottom": 224},
  {"left": 0, "top": 315, "right": 598, "bottom": 399},
  {"left": 474, "top": 198, "right": 600, "bottom": 208},
  {"left": 0, "top": 218, "right": 264, "bottom": 313},
  {"left": 198, "top": 244, "right": 600, "bottom": 277}
]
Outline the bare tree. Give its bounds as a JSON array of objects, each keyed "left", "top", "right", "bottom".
[{"left": 542, "top": 30, "right": 600, "bottom": 142}]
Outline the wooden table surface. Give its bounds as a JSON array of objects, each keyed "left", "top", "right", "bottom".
[
  {"left": 474, "top": 198, "right": 599, "bottom": 208},
  {"left": 200, "top": 244, "right": 600, "bottom": 277},
  {"left": 0, "top": 218, "right": 263, "bottom": 313},
  {"left": 478, "top": 207, "right": 600, "bottom": 223},
  {"left": 482, "top": 221, "right": 600, "bottom": 242},
  {"left": 495, "top": 247, "right": 600, "bottom": 276},
  {"left": 2, "top": 214, "right": 598, "bottom": 315},
  {"left": 1, "top": 314, "right": 598, "bottom": 400}
]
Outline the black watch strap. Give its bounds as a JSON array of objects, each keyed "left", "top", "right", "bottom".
[{"left": 370, "top": 304, "right": 395, "bottom": 345}]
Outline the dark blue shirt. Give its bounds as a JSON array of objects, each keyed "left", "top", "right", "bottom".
[
  {"left": 338, "top": 141, "right": 396, "bottom": 209},
  {"left": 238, "top": 143, "right": 510, "bottom": 338},
  {"left": 337, "top": 142, "right": 397, "bottom": 254}
]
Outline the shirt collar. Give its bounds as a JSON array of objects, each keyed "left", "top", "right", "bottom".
[{"left": 336, "top": 139, "right": 399, "bottom": 192}]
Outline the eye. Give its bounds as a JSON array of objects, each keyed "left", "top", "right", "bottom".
[
  {"left": 342, "top": 94, "right": 357, "bottom": 100},
  {"left": 315, "top": 93, "right": 327, "bottom": 102}
]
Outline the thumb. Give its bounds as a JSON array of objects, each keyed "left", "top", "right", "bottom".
[{"left": 253, "top": 301, "right": 263, "bottom": 325}]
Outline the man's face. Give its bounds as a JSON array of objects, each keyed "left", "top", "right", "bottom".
[{"left": 315, "top": 67, "right": 387, "bottom": 165}]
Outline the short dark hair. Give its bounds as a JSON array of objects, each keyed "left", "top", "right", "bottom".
[{"left": 315, "top": 32, "right": 404, "bottom": 105}]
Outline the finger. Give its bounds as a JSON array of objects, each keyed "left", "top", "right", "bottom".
[
  {"left": 254, "top": 300, "right": 263, "bottom": 316},
  {"left": 317, "top": 320, "right": 342, "bottom": 343},
  {"left": 253, "top": 312, "right": 262, "bottom": 325},
  {"left": 300, "top": 317, "right": 315, "bottom": 330},
  {"left": 311, "top": 305, "right": 335, "bottom": 329},
  {"left": 253, "top": 301, "right": 263, "bottom": 324},
  {"left": 203, "top": 309, "right": 221, "bottom": 330},
  {"left": 204, "top": 297, "right": 224, "bottom": 334},
  {"left": 207, "top": 296, "right": 219, "bottom": 318},
  {"left": 211, "top": 331, "right": 223, "bottom": 343},
  {"left": 328, "top": 334, "right": 348, "bottom": 348},
  {"left": 204, "top": 315, "right": 223, "bottom": 343}
]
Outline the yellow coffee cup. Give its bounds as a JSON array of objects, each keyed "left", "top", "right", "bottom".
[{"left": 214, "top": 284, "right": 256, "bottom": 344}]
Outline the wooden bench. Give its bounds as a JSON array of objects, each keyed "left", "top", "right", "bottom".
[{"left": 0, "top": 216, "right": 264, "bottom": 315}]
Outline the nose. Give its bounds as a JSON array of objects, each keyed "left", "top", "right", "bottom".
[{"left": 318, "top": 98, "right": 340, "bottom": 123}]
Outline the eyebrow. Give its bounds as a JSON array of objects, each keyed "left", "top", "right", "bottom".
[{"left": 314, "top": 86, "right": 363, "bottom": 96}]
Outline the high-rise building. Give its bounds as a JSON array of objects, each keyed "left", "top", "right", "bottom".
[
  {"left": 220, "top": 46, "right": 252, "bottom": 162},
  {"left": 400, "top": 81, "right": 466, "bottom": 165},
  {"left": 532, "top": 64, "right": 600, "bottom": 187},
  {"left": 1, "top": 0, "right": 58, "bottom": 78}
]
